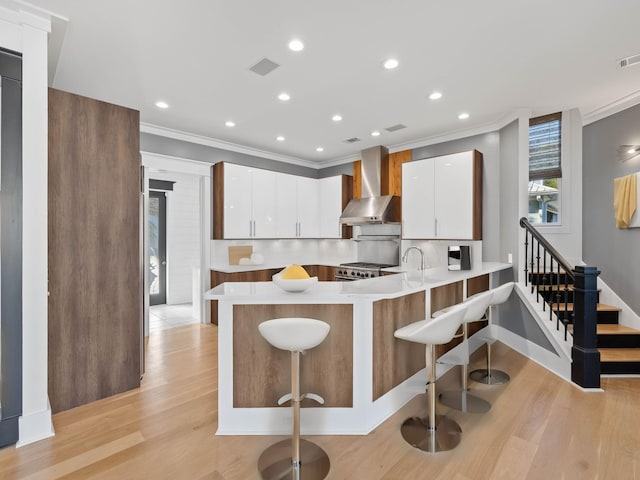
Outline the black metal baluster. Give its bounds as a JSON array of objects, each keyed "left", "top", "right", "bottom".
[
  {"left": 549, "top": 257, "right": 554, "bottom": 321},
  {"left": 564, "top": 268, "right": 569, "bottom": 333},
  {"left": 536, "top": 242, "right": 541, "bottom": 303},
  {"left": 542, "top": 249, "right": 547, "bottom": 312},
  {"left": 530, "top": 236, "right": 535, "bottom": 294},
  {"left": 524, "top": 231, "right": 529, "bottom": 288}
]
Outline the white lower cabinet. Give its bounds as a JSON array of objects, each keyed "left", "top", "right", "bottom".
[{"left": 402, "top": 150, "right": 482, "bottom": 240}]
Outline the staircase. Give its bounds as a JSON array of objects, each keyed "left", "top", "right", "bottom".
[
  {"left": 521, "top": 217, "right": 640, "bottom": 381},
  {"left": 529, "top": 271, "right": 640, "bottom": 374}
]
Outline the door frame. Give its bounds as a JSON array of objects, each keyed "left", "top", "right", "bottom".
[{"left": 141, "top": 153, "right": 212, "bottom": 337}]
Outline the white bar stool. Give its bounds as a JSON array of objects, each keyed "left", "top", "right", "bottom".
[
  {"left": 394, "top": 305, "right": 467, "bottom": 453},
  {"left": 257, "top": 317, "right": 331, "bottom": 480},
  {"left": 436, "top": 290, "right": 494, "bottom": 413},
  {"left": 470, "top": 282, "right": 515, "bottom": 385}
]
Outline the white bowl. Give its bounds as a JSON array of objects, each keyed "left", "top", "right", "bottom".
[{"left": 272, "top": 273, "right": 318, "bottom": 292}]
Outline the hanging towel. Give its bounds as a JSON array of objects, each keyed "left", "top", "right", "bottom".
[{"left": 614, "top": 173, "right": 637, "bottom": 228}]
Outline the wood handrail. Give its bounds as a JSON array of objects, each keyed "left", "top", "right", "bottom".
[{"left": 519, "top": 217, "right": 575, "bottom": 280}]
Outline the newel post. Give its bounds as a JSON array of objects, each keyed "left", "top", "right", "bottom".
[{"left": 571, "top": 266, "right": 601, "bottom": 388}]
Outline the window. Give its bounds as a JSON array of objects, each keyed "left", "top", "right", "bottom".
[{"left": 529, "top": 112, "right": 561, "bottom": 224}]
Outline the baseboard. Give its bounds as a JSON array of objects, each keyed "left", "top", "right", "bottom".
[
  {"left": 17, "top": 407, "right": 54, "bottom": 447},
  {"left": 494, "top": 324, "right": 571, "bottom": 382}
]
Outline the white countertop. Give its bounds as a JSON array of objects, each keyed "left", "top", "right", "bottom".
[{"left": 205, "top": 262, "right": 512, "bottom": 301}]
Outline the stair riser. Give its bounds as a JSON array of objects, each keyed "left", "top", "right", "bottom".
[
  {"left": 552, "top": 309, "right": 619, "bottom": 324},
  {"left": 601, "top": 362, "right": 640, "bottom": 375},
  {"left": 540, "top": 290, "right": 575, "bottom": 304},
  {"left": 597, "top": 335, "right": 640, "bottom": 348},
  {"left": 528, "top": 273, "right": 572, "bottom": 285}
]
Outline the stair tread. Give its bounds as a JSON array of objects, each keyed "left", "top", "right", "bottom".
[
  {"left": 550, "top": 303, "right": 620, "bottom": 312},
  {"left": 600, "top": 348, "right": 640, "bottom": 362},
  {"left": 597, "top": 324, "right": 640, "bottom": 335}
]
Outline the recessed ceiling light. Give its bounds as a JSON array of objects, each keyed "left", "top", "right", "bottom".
[
  {"left": 458, "top": 112, "right": 470, "bottom": 120},
  {"left": 155, "top": 101, "right": 169, "bottom": 109},
  {"left": 383, "top": 58, "right": 399, "bottom": 70},
  {"left": 371, "top": 130, "right": 381, "bottom": 137},
  {"left": 288, "top": 39, "right": 304, "bottom": 52},
  {"left": 316, "top": 147, "right": 324, "bottom": 152},
  {"left": 278, "top": 92, "right": 291, "bottom": 101},
  {"left": 332, "top": 114, "right": 343, "bottom": 122},
  {"left": 429, "top": 92, "right": 443, "bottom": 100},
  {"left": 225, "top": 120, "right": 235, "bottom": 127},
  {"left": 276, "top": 136, "right": 285, "bottom": 142}
]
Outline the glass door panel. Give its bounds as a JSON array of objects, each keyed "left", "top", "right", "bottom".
[{"left": 148, "top": 191, "right": 166, "bottom": 305}]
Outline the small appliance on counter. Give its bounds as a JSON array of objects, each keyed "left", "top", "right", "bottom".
[{"left": 448, "top": 245, "right": 471, "bottom": 271}]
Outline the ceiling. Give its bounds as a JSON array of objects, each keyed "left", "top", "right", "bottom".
[{"left": 25, "top": 0, "right": 640, "bottom": 166}]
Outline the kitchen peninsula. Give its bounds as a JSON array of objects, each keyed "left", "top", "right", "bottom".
[{"left": 205, "top": 262, "right": 511, "bottom": 435}]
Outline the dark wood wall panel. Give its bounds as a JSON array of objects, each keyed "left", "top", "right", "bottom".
[
  {"left": 233, "top": 304, "right": 353, "bottom": 408},
  {"left": 467, "top": 274, "right": 490, "bottom": 338},
  {"left": 372, "top": 291, "right": 426, "bottom": 401},
  {"left": 431, "top": 281, "right": 464, "bottom": 357},
  {"left": 472, "top": 150, "right": 483, "bottom": 240},
  {"left": 212, "top": 162, "right": 224, "bottom": 239},
  {"left": 48, "top": 88, "right": 141, "bottom": 413}
]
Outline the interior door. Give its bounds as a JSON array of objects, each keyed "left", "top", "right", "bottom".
[
  {"left": 149, "top": 190, "right": 167, "bottom": 305},
  {"left": 0, "top": 48, "right": 22, "bottom": 448}
]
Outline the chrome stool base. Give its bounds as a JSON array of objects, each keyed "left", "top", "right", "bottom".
[
  {"left": 258, "top": 439, "right": 330, "bottom": 480},
  {"left": 469, "top": 368, "right": 510, "bottom": 385},
  {"left": 439, "top": 390, "right": 491, "bottom": 413},
  {"left": 400, "top": 415, "right": 462, "bottom": 453}
]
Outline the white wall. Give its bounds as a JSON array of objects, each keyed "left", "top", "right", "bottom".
[
  {"left": 150, "top": 172, "right": 200, "bottom": 304},
  {"left": 0, "top": 4, "right": 54, "bottom": 446}
]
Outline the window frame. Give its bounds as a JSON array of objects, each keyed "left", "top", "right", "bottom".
[{"left": 528, "top": 112, "right": 563, "bottom": 227}]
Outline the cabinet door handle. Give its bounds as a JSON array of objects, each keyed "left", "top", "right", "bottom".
[
  {"left": 249, "top": 220, "right": 252, "bottom": 237},
  {"left": 435, "top": 218, "right": 438, "bottom": 237},
  {"left": 252, "top": 220, "right": 256, "bottom": 237}
]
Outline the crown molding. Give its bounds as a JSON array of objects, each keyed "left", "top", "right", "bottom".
[
  {"left": 142, "top": 109, "right": 531, "bottom": 172},
  {"left": 388, "top": 110, "right": 524, "bottom": 154},
  {"left": 582, "top": 89, "right": 640, "bottom": 126},
  {"left": 140, "top": 123, "right": 321, "bottom": 170}
]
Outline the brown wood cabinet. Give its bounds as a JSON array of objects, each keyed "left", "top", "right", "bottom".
[{"left": 48, "top": 88, "right": 141, "bottom": 413}]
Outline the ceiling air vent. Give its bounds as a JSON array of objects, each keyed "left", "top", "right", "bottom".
[
  {"left": 619, "top": 53, "right": 640, "bottom": 69},
  {"left": 343, "top": 137, "right": 361, "bottom": 144},
  {"left": 249, "top": 58, "right": 280, "bottom": 76},
  {"left": 385, "top": 123, "right": 407, "bottom": 132}
]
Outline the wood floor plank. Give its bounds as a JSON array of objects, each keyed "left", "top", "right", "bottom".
[{"left": 2, "top": 323, "right": 640, "bottom": 479}]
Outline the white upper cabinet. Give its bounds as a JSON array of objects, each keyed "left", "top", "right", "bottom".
[
  {"left": 402, "top": 150, "right": 482, "bottom": 240},
  {"left": 275, "top": 173, "right": 299, "bottom": 238},
  {"left": 402, "top": 159, "right": 435, "bottom": 238},
  {"left": 318, "top": 176, "right": 344, "bottom": 238},
  {"left": 275, "top": 174, "right": 320, "bottom": 238},
  {"left": 218, "top": 163, "right": 352, "bottom": 239},
  {"left": 251, "top": 168, "right": 278, "bottom": 238},
  {"left": 223, "top": 163, "right": 277, "bottom": 239}
]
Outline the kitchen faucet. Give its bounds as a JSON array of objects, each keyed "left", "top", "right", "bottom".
[{"left": 402, "top": 246, "right": 426, "bottom": 270}]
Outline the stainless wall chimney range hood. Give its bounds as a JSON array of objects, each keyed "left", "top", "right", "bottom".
[{"left": 339, "top": 145, "right": 401, "bottom": 225}]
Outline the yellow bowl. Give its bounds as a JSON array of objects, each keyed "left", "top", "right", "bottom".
[{"left": 272, "top": 273, "right": 318, "bottom": 292}]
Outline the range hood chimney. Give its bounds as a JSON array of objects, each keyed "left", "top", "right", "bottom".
[{"left": 339, "top": 146, "right": 401, "bottom": 225}]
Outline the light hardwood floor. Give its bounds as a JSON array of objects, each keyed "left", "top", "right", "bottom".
[{"left": 1, "top": 323, "right": 639, "bottom": 479}]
